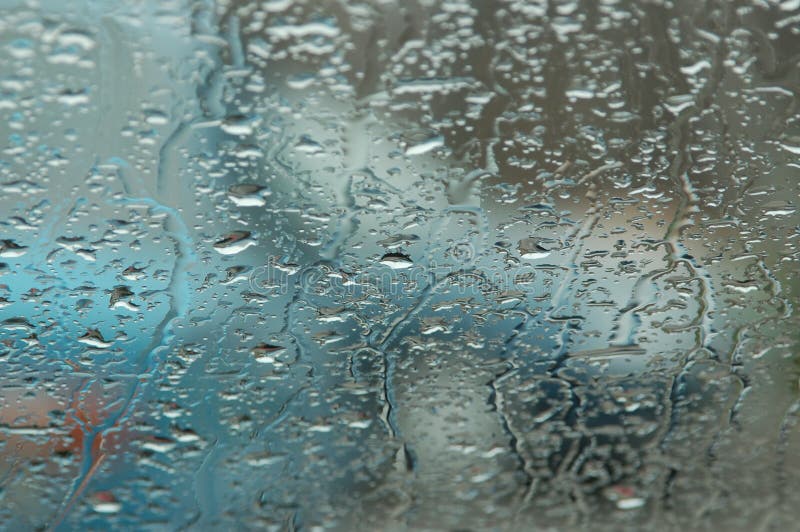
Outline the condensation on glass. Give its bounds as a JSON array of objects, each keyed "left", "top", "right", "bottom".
[{"left": 1, "top": 0, "right": 799, "bottom": 530}]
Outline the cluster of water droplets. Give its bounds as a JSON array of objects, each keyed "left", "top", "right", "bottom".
[{"left": 1, "top": 0, "right": 799, "bottom": 530}]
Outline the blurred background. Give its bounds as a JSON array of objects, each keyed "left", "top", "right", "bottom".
[{"left": 1, "top": 0, "right": 799, "bottom": 529}]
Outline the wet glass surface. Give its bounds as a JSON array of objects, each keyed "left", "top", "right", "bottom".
[{"left": 1, "top": 0, "right": 799, "bottom": 529}]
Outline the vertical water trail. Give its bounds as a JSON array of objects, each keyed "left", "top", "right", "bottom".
[{"left": 51, "top": 197, "right": 195, "bottom": 529}]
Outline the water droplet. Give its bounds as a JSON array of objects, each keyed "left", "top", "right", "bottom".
[
  {"left": 0, "top": 239, "right": 27, "bottom": 258},
  {"left": 214, "top": 231, "right": 256, "bottom": 255},
  {"left": 90, "top": 492, "right": 121, "bottom": 514},
  {"left": 227, "top": 184, "right": 270, "bottom": 207},
  {"left": 78, "top": 329, "right": 112, "bottom": 348},
  {"left": 379, "top": 252, "right": 414, "bottom": 269}
]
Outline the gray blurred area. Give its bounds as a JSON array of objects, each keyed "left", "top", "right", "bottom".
[{"left": 1, "top": 0, "right": 799, "bottom": 530}]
